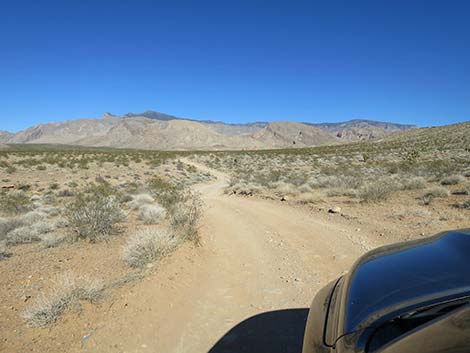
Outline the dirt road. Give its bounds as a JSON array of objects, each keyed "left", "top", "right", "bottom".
[{"left": 79, "top": 166, "right": 367, "bottom": 353}]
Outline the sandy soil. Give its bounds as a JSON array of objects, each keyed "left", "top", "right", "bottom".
[
  {"left": 3, "top": 162, "right": 466, "bottom": 353},
  {"left": 70, "top": 164, "right": 377, "bottom": 353}
]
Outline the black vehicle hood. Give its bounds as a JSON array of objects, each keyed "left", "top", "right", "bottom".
[{"left": 343, "top": 229, "right": 470, "bottom": 333}]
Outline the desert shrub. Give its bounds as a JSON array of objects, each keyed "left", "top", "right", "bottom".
[
  {"left": 122, "top": 229, "right": 177, "bottom": 268},
  {"left": 401, "top": 177, "right": 427, "bottom": 190},
  {"left": 127, "top": 193, "right": 154, "bottom": 210},
  {"left": 40, "top": 233, "right": 65, "bottom": 248},
  {"left": 459, "top": 200, "right": 470, "bottom": 209},
  {"left": 37, "top": 206, "right": 60, "bottom": 216},
  {"left": 461, "top": 183, "right": 470, "bottom": 195},
  {"left": 358, "top": 179, "right": 400, "bottom": 203},
  {"left": 147, "top": 176, "right": 184, "bottom": 209},
  {"left": 6, "top": 226, "right": 42, "bottom": 245},
  {"left": 296, "top": 192, "right": 323, "bottom": 204},
  {"left": 30, "top": 194, "right": 41, "bottom": 201},
  {"left": 421, "top": 186, "right": 449, "bottom": 205},
  {"left": 169, "top": 191, "right": 203, "bottom": 244},
  {"left": 0, "top": 217, "right": 24, "bottom": 239},
  {"left": 138, "top": 204, "right": 166, "bottom": 224},
  {"left": 6, "top": 165, "right": 16, "bottom": 174},
  {"left": 23, "top": 272, "right": 103, "bottom": 327},
  {"left": 424, "top": 186, "right": 449, "bottom": 198},
  {"left": 66, "top": 185, "right": 124, "bottom": 242},
  {"left": 31, "top": 221, "right": 55, "bottom": 234},
  {"left": 441, "top": 175, "right": 465, "bottom": 185},
  {"left": 5, "top": 218, "right": 55, "bottom": 245},
  {"left": 326, "top": 188, "right": 356, "bottom": 197},
  {"left": 226, "top": 182, "right": 262, "bottom": 196},
  {"left": 57, "top": 189, "right": 74, "bottom": 197},
  {"left": 273, "top": 181, "right": 298, "bottom": 196},
  {"left": 0, "top": 241, "right": 9, "bottom": 259},
  {"left": 20, "top": 210, "right": 48, "bottom": 226},
  {"left": 37, "top": 165, "right": 46, "bottom": 171},
  {"left": 0, "top": 191, "right": 31, "bottom": 215},
  {"left": 49, "top": 183, "right": 60, "bottom": 190}
]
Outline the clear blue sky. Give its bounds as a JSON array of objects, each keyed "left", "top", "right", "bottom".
[{"left": 1, "top": 0, "right": 469, "bottom": 132}]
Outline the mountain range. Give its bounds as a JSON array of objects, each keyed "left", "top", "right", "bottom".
[{"left": 1, "top": 111, "right": 418, "bottom": 150}]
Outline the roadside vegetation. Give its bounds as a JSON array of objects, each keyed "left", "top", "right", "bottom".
[
  {"left": 193, "top": 122, "right": 469, "bottom": 209},
  {"left": 0, "top": 122, "right": 468, "bottom": 335},
  {"left": 0, "top": 147, "right": 207, "bottom": 328}
]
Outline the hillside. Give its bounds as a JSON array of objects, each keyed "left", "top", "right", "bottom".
[
  {"left": 0, "top": 131, "right": 13, "bottom": 144},
  {"left": 309, "top": 119, "right": 417, "bottom": 140},
  {"left": 252, "top": 121, "right": 337, "bottom": 148},
  {"left": 1, "top": 111, "right": 420, "bottom": 150}
]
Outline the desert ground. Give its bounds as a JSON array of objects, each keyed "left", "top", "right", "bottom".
[{"left": 0, "top": 123, "right": 469, "bottom": 353}]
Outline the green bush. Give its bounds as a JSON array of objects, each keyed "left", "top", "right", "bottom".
[{"left": 0, "top": 191, "right": 31, "bottom": 215}]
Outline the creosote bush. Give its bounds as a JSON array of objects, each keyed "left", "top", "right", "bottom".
[
  {"left": 147, "top": 176, "right": 203, "bottom": 244},
  {"left": 169, "top": 190, "right": 203, "bottom": 244},
  {"left": 0, "top": 191, "right": 31, "bottom": 215},
  {"left": 358, "top": 179, "right": 400, "bottom": 203},
  {"left": 66, "top": 184, "right": 124, "bottom": 242}
]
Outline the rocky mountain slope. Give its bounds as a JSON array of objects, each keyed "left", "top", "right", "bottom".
[
  {"left": 0, "top": 131, "right": 13, "bottom": 144},
  {"left": 308, "top": 119, "right": 418, "bottom": 140},
  {"left": 1, "top": 111, "right": 417, "bottom": 150}
]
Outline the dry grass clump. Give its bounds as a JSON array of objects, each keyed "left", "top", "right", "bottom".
[
  {"left": 40, "top": 233, "right": 65, "bottom": 248},
  {"left": 358, "top": 179, "right": 400, "bottom": 203},
  {"left": 325, "top": 188, "right": 356, "bottom": 197},
  {"left": 127, "top": 193, "right": 155, "bottom": 210},
  {"left": 296, "top": 192, "right": 323, "bottom": 204},
  {"left": 66, "top": 184, "right": 124, "bottom": 242},
  {"left": 424, "top": 186, "right": 449, "bottom": 198},
  {"left": 5, "top": 220, "right": 56, "bottom": 245},
  {"left": 421, "top": 186, "right": 449, "bottom": 205},
  {"left": 401, "top": 177, "right": 427, "bottom": 190},
  {"left": 23, "top": 272, "right": 104, "bottom": 327},
  {"left": 20, "top": 210, "right": 48, "bottom": 226},
  {"left": 441, "top": 175, "right": 465, "bottom": 185},
  {"left": 122, "top": 228, "right": 177, "bottom": 268},
  {"left": 138, "top": 204, "right": 166, "bottom": 225},
  {"left": 6, "top": 225, "right": 43, "bottom": 245},
  {"left": 169, "top": 191, "right": 203, "bottom": 244},
  {"left": 0, "top": 217, "right": 24, "bottom": 238}
]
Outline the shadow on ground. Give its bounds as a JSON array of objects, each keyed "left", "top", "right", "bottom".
[{"left": 208, "top": 308, "right": 309, "bottom": 353}]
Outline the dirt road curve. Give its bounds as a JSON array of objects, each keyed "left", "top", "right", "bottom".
[{"left": 80, "top": 165, "right": 365, "bottom": 353}]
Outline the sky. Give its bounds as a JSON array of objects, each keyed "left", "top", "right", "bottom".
[{"left": 1, "top": 0, "right": 469, "bottom": 132}]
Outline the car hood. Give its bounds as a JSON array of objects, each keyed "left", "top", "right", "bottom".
[{"left": 342, "top": 229, "right": 470, "bottom": 333}]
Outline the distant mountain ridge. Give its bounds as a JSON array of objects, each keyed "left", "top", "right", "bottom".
[
  {"left": 306, "top": 119, "right": 418, "bottom": 140},
  {"left": 1, "top": 111, "right": 418, "bottom": 150}
]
